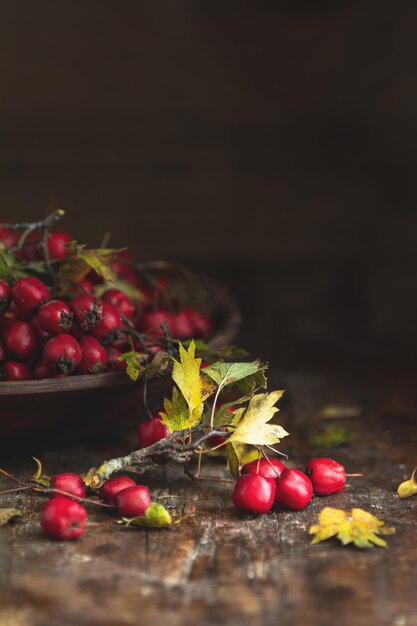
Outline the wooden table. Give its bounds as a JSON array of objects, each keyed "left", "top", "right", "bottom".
[{"left": 0, "top": 368, "right": 416, "bottom": 626}]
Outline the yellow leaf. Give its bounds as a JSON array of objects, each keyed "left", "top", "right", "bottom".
[
  {"left": 31, "top": 457, "right": 43, "bottom": 481},
  {"left": 310, "top": 507, "right": 395, "bottom": 549},
  {"left": 228, "top": 390, "right": 288, "bottom": 446},
  {"left": 66, "top": 243, "right": 124, "bottom": 282},
  {"left": 397, "top": 467, "right": 417, "bottom": 499},
  {"left": 160, "top": 387, "right": 192, "bottom": 433},
  {"left": 172, "top": 341, "right": 204, "bottom": 427}
]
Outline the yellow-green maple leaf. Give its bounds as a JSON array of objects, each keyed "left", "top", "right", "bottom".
[
  {"left": 228, "top": 390, "right": 288, "bottom": 446},
  {"left": 310, "top": 507, "right": 395, "bottom": 549},
  {"left": 171, "top": 341, "right": 205, "bottom": 426},
  {"left": 160, "top": 386, "right": 191, "bottom": 433}
]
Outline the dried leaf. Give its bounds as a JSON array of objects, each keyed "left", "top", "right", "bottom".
[
  {"left": 397, "top": 467, "right": 417, "bottom": 499},
  {"left": 310, "top": 425, "right": 350, "bottom": 448},
  {"left": 172, "top": 341, "right": 204, "bottom": 426},
  {"left": 31, "top": 457, "right": 43, "bottom": 481},
  {"left": 118, "top": 351, "right": 146, "bottom": 381},
  {"left": 227, "top": 443, "right": 240, "bottom": 480},
  {"left": 0, "top": 508, "right": 22, "bottom": 526},
  {"left": 120, "top": 502, "right": 172, "bottom": 528},
  {"left": 81, "top": 467, "right": 99, "bottom": 489},
  {"left": 67, "top": 242, "right": 124, "bottom": 282},
  {"left": 228, "top": 390, "right": 288, "bottom": 446},
  {"left": 310, "top": 507, "right": 395, "bottom": 548}
]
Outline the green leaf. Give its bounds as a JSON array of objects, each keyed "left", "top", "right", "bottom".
[
  {"left": 118, "top": 351, "right": 146, "bottom": 381},
  {"left": 310, "top": 425, "right": 350, "bottom": 448},
  {"left": 212, "top": 395, "right": 253, "bottom": 428},
  {"left": 227, "top": 443, "right": 240, "bottom": 480},
  {"left": 310, "top": 507, "right": 395, "bottom": 549},
  {"left": 0, "top": 508, "right": 22, "bottom": 526},
  {"left": 0, "top": 245, "right": 15, "bottom": 281},
  {"left": 203, "top": 360, "right": 267, "bottom": 388},
  {"left": 172, "top": 341, "right": 204, "bottom": 426},
  {"left": 397, "top": 468, "right": 417, "bottom": 499},
  {"left": 228, "top": 390, "right": 288, "bottom": 446},
  {"left": 160, "top": 386, "right": 190, "bottom": 433},
  {"left": 121, "top": 502, "right": 172, "bottom": 528}
]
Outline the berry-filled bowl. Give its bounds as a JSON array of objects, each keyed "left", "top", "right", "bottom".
[{"left": 0, "top": 212, "right": 241, "bottom": 451}]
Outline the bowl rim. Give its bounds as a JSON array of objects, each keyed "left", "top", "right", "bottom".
[{"left": 0, "top": 270, "right": 241, "bottom": 396}]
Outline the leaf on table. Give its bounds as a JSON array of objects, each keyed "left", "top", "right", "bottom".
[
  {"left": 120, "top": 502, "right": 172, "bottom": 528},
  {"left": 160, "top": 386, "right": 191, "bottom": 433},
  {"left": 172, "top": 341, "right": 205, "bottom": 425},
  {"left": 228, "top": 390, "right": 288, "bottom": 446},
  {"left": 309, "top": 507, "right": 395, "bottom": 548},
  {"left": 0, "top": 508, "right": 22, "bottom": 526},
  {"left": 397, "top": 467, "right": 417, "bottom": 499},
  {"left": 310, "top": 425, "right": 350, "bottom": 448},
  {"left": 31, "top": 456, "right": 50, "bottom": 487},
  {"left": 203, "top": 360, "right": 267, "bottom": 389},
  {"left": 118, "top": 351, "right": 147, "bottom": 381}
]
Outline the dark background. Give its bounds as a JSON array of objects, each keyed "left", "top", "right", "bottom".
[{"left": 1, "top": 2, "right": 416, "bottom": 371}]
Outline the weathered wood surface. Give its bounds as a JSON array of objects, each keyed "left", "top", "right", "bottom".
[{"left": 0, "top": 369, "right": 416, "bottom": 626}]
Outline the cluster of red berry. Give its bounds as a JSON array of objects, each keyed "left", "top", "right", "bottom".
[
  {"left": 40, "top": 472, "right": 152, "bottom": 540},
  {"left": 233, "top": 457, "right": 346, "bottom": 514},
  {"left": 0, "top": 225, "right": 212, "bottom": 381}
]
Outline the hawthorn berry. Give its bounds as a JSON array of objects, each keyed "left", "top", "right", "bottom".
[
  {"left": 107, "top": 347, "right": 127, "bottom": 371},
  {"left": 306, "top": 457, "right": 346, "bottom": 496},
  {"left": 116, "top": 485, "right": 152, "bottom": 517},
  {"left": 50, "top": 473, "right": 85, "bottom": 499},
  {"left": 275, "top": 469, "right": 313, "bottom": 510},
  {"left": 137, "top": 310, "right": 175, "bottom": 337},
  {"left": 172, "top": 309, "right": 195, "bottom": 339},
  {"left": 46, "top": 230, "right": 72, "bottom": 260},
  {"left": 11, "top": 277, "right": 49, "bottom": 315},
  {"left": 37, "top": 300, "right": 73, "bottom": 334},
  {"left": 90, "top": 302, "right": 122, "bottom": 341},
  {"left": 0, "top": 279, "right": 11, "bottom": 313},
  {"left": 233, "top": 474, "right": 276, "bottom": 514},
  {"left": 3, "top": 321, "right": 38, "bottom": 360},
  {"left": 99, "top": 476, "right": 136, "bottom": 505},
  {"left": 40, "top": 496, "right": 86, "bottom": 540},
  {"left": 184, "top": 307, "right": 212, "bottom": 337},
  {"left": 70, "top": 294, "right": 103, "bottom": 331},
  {"left": 77, "top": 335, "right": 108, "bottom": 374},
  {"left": 102, "top": 289, "right": 135, "bottom": 319},
  {"left": 241, "top": 457, "right": 286, "bottom": 479},
  {"left": 138, "top": 415, "right": 169, "bottom": 448},
  {"left": 43, "top": 334, "right": 82, "bottom": 374},
  {"left": 0, "top": 226, "right": 19, "bottom": 249},
  {"left": 1, "top": 361, "right": 32, "bottom": 381},
  {"left": 67, "top": 278, "right": 94, "bottom": 297},
  {"left": 33, "top": 361, "right": 54, "bottom": 379}
]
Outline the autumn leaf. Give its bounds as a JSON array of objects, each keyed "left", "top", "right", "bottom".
[
  {"left": 160, "top": 386, "right": 191, "bottom": 433},
  {"left": 31, "top": 456, "right": 50, "bottom": 487},
  {"left": 310, "top": 507, "right": 395, "bottom": 548},
  {"left": 203, "top": 360, "right": 266, "bottom": 388},
  {"left": 0, "top": 509, "right": 22, "bottom": 526},
  {"left": 172, "top": 341, "right": 206, "bottom": 426},
  {"left": 228, "top": 390, "right": 288, "bottom": 446},
  {"left": 397, "top": 467, "right": 417, "bottom": 499},
  {"left": 117, "top": 351, "right": 147, "bottom": 381},
  {"left": 66, "top": 242, "right": 124, "bottom": 282},
  {"left": 120, "top": 502, "right": 172, "bottom": 528},
  {"left": 227, "top": 443, "right": 240, "bottom": 480},
  {"left": 310, "top": 425, "right": 350, "bottom": 448}
]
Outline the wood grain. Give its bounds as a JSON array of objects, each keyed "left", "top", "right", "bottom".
[{"left": 0, "top": 369, "right": 416, "bottom": 626}]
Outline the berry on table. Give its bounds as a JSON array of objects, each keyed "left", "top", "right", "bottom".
[
  {"left": 50, "top": 473, "right": 85, "bottom": 499},
  {"left": 46, "top": 230, "right": 72, "bottom": 260},
  {"left": 138, "top": 415, "right": 169, "bottom": 448},
  {"left": 102, "top": 289, "right": 135, "bottom": 319},
  {"left": 11, "top": 277, "right": 49, "bottom": 315},
  {"left": 241, "top": 457, "right": 286, "bottom": 479},
  {"left": 136, "top": 310, "right": 175, "bottom": 337},
  {"left": 70, "top": 294, "right": 103, "bottom": 331},
  {"left": 232, "top": 474, "right": 276, "bottom": 514},
  {"left": 0, "top": 279, "right": 11, "bottom": 313},
  {"left": 40, "top": 496, "right": 86, "bottom": 540},
  {"left": 99, "top": 476, "right": 136, "bottom": 505},
  {"left": 36, "top": 300, "right": 73, "bottom": 334},
  {"left": 90, "top": 302, "right": 122, "bottom": 341},
  {"left": 107, "top": 347, "right": 127, "bottom": 371},
  {"left": 0, "top": 225, "right": 19, "bottom": 249},
  {"left": 3, "top": 321, "right": 39, "bottom": 360},
  {"left": 1, "top": 361, "right": 32, "bottom": 381},
  {"left": 77, "top": 335, "right": 109, "bottom": 374},
  {"left": 42, "top": 334, "right": 82, "bottom": 374},
  {"left": 116, "top": 485, "right": 152, "bottom": 517},
  {"left": 306, "top": 457, "right": 346, "bottom": 495},
  {"left": 275, "top": 469, "right": 313, "bottom": 510}
]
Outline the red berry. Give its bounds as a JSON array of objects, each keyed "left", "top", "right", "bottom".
[
  {"left": 3, "top": 321, "right": 38, "bottom": 360},
  {"left": 0, "top": 279, "right": 11, "bottom": 313},
  {"left": 40, "top": 497, "right": 86, "bottom": 540},
  {"left": 34, "top": 361, "right": 54, "bottom": 379},
  {"left": 50, "top": 473, "right": 85, "bottom": 499},
  {"left": 107, "top": 347, "right": 127, "bottom": 371},
  {"left": 70, "top": 294, "right": 103, "bottom": 331},
  {"left": 241, "top": 457, "right": 285, "bottom": 479},
  {"left": 233, "top": 474, "right": 276, "bottom": 514},
  {"left": 1, "top": 361, "right": 32, "bottom": 381},
  {"left": 0, "top": 226, "right": 19, "bottom": 249},
  {"left": 0, "top": 341, "right": 5, "bottom": 363},
  {"left": 137, "top": 310, "right": 175, "bottom": 337},
  {"left": 173, "top": 309, "right": 195, "bottom": 339},
  {"left": 99, "top": 476, "right": 136, "bottom": 505},
  {"left": 306, "top": 458, "right": 346, "bottom": 496},
  {"left": 67, "top": 278, "right": 94, "bottom": 297},
  {"left": 46, "top": 231, "right": 72, "bottom": 260},
  {"left": 183, "top": 307, "right": 213, "bottom": 338},
  {"left": 116, "top": 485, "right": 152, "bottom": 517},
  {"left": 90, "top": 302, "right": 122, "bottom": 340},
  {"left": 43, "top": 334, "right": 82, "bottom": 374},
  {"left": 102, "top": 289, "right": 135, "bottom": 319},
  {"left": 275, "top": 469, "right": 313, "bottom": 510},
  {"left": 138, "top": 416, "right": 169, "bottom": 448},
  {"left": 0, "top": 311, "right": 18, "bottom": 337},
  {"left": 11, "top": 277, "right": 49, "bottom": 315},
  {"left": 37, "top": 300, "right": 73, "bottom": 334},
  {"left": 77, "top": 335, "right": 108, "bottom": 374}
]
